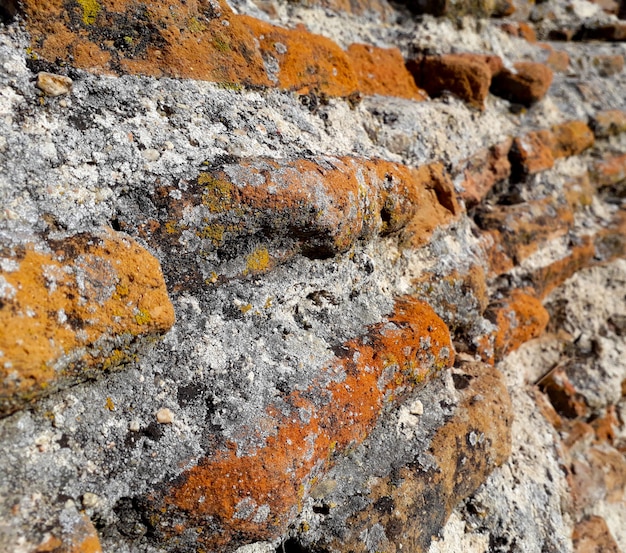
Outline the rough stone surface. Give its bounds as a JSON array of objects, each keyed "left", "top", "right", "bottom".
[{"left": 0, "top": 0, "right": 625, "bottom": 551}]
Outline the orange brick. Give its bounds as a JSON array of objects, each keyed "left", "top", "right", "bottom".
[
  {"left": 241, "top": 17, "right": 358, "bottom": 97},
  {"left": 148, "top": 297, "right": 454, "bottom": 550},
  {"left": 406, "top": 54, "right": 494, "bottom": 110},
  {"left": 400, "top": 163, "right": 460, "bottom": 248},
  {"left": 543, "top": 46, "right": 570, "bottom": 73},
  {"left": 591, "top": 153, "right": 626, "bottom": 187},
  {"left": 531, "top": 238, "right": 596, "bottom": 299},
  {"left": 509, "top": 130, "right": 555, "bottom": 178},
  {"left": 148, "top": 156, "right": 459, "bottom": 280},
  {"left": 550, "top": 121, "right": 594, "bottom": 158},
  {"left": 22, "top": 0, "right": 361, "bottom": 97},
  {"left": 491, "top": 62, "right": 553, "bottom": 106},
  {"left": 347, "top": 44, "right": 427, "bottom": 100},
  {"left": 573, "top": 516, "right": 621, "bottom": 553},
  {"left": 475, "top": 198, "right": 574, "bottom": 263},
  {"left": 591, "top": 109, "right": 626, "bottom": 137},
  {"left": 457, "top": 138, "right": 513, "bottom": 207},
  {"left": 0, "top": 229, "right": 175, "bottom": 416},
  {"left": 489, "top": 290, "right": 549, "bottom": 358},
  {"left": 316, "top": 362, "right": 512, "bottom": 553}
]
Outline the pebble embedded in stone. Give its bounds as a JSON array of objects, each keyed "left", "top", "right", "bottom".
[
  {"left": 82, "top": 492, "right": 100, "bottom": 508},
  {"left": 156, "top": 408, "right": 174, "bottom": 424},
  {"left": 36, "top": 72, "right": 73, "bottom": 97}
]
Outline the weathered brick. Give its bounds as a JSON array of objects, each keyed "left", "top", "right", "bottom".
[
  {"left": 568, "top": 444, "right": 626, "bottom": 510},
  {"left": 488, "top": 290, "right": 550, "bottom": 359},
  {"left": 537, "top": 366, "right": 589, "bottom": 419},
  {"left": 283, "top": 0, "right": 394, "bottom": 17},
  {"left": 456, "top": 138, "right": 513, "bottom": 206},
  {"left": 304, "top": 362, "right": 512, "bottom": 553},
  {"left": 542, "top": 45, "right": 571, "bottom": 73},
  {"left": 0, "top": 229, "right": 175, "bottom": 416},
  {"left": 347, "top": 44, "right": 427, "bottom": 100},
  {"left": 491, "top": 62, "right": 553, "bottom": 106},
  {"left": 500, "top": 22, "right": 537, "bottom": 42},
  {"left": 400, "top": 163, "right": 460, "bottom": 248},
  {"left": 144, "top": 297, "right": 454, "bottom": 551},
  {"left": 573, "top": 516, "right": 621, "bottom": 553},
  {"left": 241, "top": 16, "right": 358, "bottom": 96},
  {"left": 531, "top": 238, "right": 596, "bottom": 299},
  {"left": 21, "top": 0, "right": 362, "bottom": 97},
  {"left": 135, "top": 156, "right": 459, "bottom": 289},
  {"left": 575, "top": 22, "right": 626, "bottom": 41},
  {"left": 509, "top": 130, "right": 555, "bottom": 178},
  {"left": 34, "top": 513, "right": 102, "bottom": 553},
  {"left": 591, "top": 153, "right": 626, "bottom": 187},
  {"left": 396, "top": 0, "right": 507, "bottom": 17},
  {"left": 475, "top": 198, "right": 574, "bottom": 263},
  {"left": 406, "top": 54, "right": 496, "bottom": 109},
  {"left": 550, "top": 121, "right": 595, "bottom": 159},
  {"left": 591, "top": 109, "right": 626, "bottom": 137}
]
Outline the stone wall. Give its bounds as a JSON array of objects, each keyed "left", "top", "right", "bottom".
[{"left": 0, "top": 0, "right": 624, "bottom": 551}]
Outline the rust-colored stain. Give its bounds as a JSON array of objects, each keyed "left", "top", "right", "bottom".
[
  {"left": 0, "top": 228, "right": 175, "bottom": 415},
  {"left": 150, "top": 296, "right": 453, "bottom": 549}
]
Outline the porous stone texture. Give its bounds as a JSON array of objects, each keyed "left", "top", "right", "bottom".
[{"left": 0, "top": 0, "right": 625, "bottom": 551}]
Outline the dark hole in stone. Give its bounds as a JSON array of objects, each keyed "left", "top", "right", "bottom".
[
  {"left": 142, "top": 421, "right": 163, "bottom": 441},
  {"left": 380, "top": 206, "right": 393, "bottom": 226},
  {"left": 277, "top": 538, "right": 314, "bottom": 553},
  {"left": 0, "top": 0, "right": 18, "bottom": 24},
  {"left": 177, "top": 382, "right": 205, "bottom": 407},
  {"left": 312, "top": 504, "right": 331, "bottom": 515},
  {"left": 374, "top": 495, "right": 395, "bottom": 514},
  {"left": 110, "top": 218, "right": 122, "bottom": 231},
  {"left": 113, "top": 497, "right": 148, "bottom": 539},
  {"left": 452, "top": 373, "right": 472, "bottom": 390}
]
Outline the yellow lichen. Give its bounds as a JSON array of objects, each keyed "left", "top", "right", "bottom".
[
  {"left": 164, "top": 221, "right": 179, "bottom": 235},
  {"left": 114, "top": 283, "right": 129, "bottom": 299},
  {"left": 187, "top": 17, "right": 206, "bottom": 33},
  {"left": 196, "top": 224, "right": 225, "bottom": 244},
  {"left": 239, "top": 303, "right": 253, "bottom": 314},
  {"left": 105, "top": 396, "right": 115, "bottom": 411},
  {"left": 199, "top": 173, "right": 233, "bottom": 213},
  {"left": 77, "top": 0, "right": 100, "bottom": 25},
  {"left": 245, "top": 247, "right": 270, "bottom": 273},
  {"left": 134, "top": 309, "right": 152, "bottom": 325}
]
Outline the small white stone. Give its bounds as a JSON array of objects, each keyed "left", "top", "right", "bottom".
[
  {"left": 129, "top": 419, "right": 140, "bottom": 432},
  {"left": 409, "top": 399, "right": 424, "bottom": 416},
  {"left": 142, "top": 148, "right": 160, "bottom": 162},
  {"left": 36, "top": 72, "right": 72, "bottom": 97},
  {"left": 82, "top": 492, "right": 100, "bottom": 508},
  {"left": 156, "top": 408, "right": 173, "bottom": 424}
]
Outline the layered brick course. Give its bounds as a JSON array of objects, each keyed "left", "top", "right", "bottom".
[
  {"left": 146, "top": 297, "right": 454, "bottom": 550},
  {"left": 0, "top": 229, "right": 174, "bottom": 416},
  {"left": 2, "top": 0, "right": 626, "bottom": 551}
]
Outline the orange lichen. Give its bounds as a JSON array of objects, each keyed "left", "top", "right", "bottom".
[
  {"left": 550, "top": 121, "right": 594, "bottom": 159},
  {"left": 490, "top": 290, "right": 550, "bottom": 358},
  {"left": 156, "top": 297, "right": 453, "bottom": 548},
  {"left": 347, "top": 44, "right": 427, "bottom": 100},
  {"left": 0, "top": 228, "right": 175, "bottom": 416}
]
